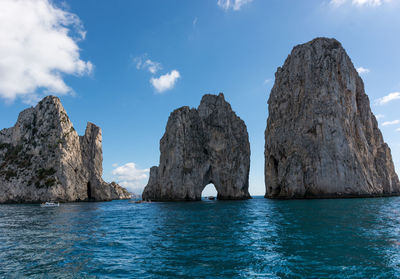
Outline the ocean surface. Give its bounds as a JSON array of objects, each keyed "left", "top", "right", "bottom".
[{"left": 1, "top": 197, "right": 400, "bottom": 278}]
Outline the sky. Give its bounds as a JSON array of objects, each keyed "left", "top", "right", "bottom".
[{"left": 0, "top": 0, "right": 400, "bottom": 196}]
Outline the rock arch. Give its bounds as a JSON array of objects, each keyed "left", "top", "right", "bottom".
[
  {"left": 202, "top": 183, "right": 217, "bottom": 198},
  {"left": 142, "top": 93, "right": 251, "bottom": 201}
]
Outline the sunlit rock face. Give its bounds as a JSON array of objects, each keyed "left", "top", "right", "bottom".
[
  {"left": 265, "top": 37, "right": 400, "bottom": 198},
  {"left": 0, "top": 96, "right": 130, "bottom": 203},
  {"left": 142, "top": 93, "right": 251, "bottom": 201}
]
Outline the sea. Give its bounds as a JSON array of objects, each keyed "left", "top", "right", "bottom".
[{"left": 1, "top": 196, "right": 400, "bottom": 278}]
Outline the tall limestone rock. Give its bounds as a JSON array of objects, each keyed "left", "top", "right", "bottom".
[
  {"left": 0, "top": 96, "right": 130, "bottom": 203},
  {"left": 265, "top": 38, "right": 400, "bottom": 198},
  {"left": 142, "top": 93, "right": 251, "bottom": 201}
]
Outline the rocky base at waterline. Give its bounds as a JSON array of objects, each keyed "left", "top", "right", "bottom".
[
  {"left": 264, "top": 37, "right": 400, "bottom": 199},
  {"left": 0, "top": 96, "right": 130, "bottom": 203},
  {"left": 142, "top": 93, "right": 251, "bottom": 201}
]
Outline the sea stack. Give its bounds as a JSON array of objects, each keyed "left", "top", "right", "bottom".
[
  {"left": 265, "top": 37, "right": 400, "bottom": 198},
  {"left": 0, "top": 96, "right": 130, "bottom": 203},
  {"left": 142, "top": 93, "right": 251, "bottom": 201}
]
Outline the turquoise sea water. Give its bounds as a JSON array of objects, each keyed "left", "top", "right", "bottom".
[{"left": 1, "top": 197, "right": 400, "bottom": 278}]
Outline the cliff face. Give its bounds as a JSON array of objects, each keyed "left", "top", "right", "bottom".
[
  {"left": 265, "top": 38, "right": 400, "bottom": 198},
  {"left": 0, "top": 96, "right": 130, "bottom": 203},
  {"left": 142, "top": 93, "right": 251, "bottom": 201}
]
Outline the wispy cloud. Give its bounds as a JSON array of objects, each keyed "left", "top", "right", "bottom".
[
  {"left": 112, "top": 163, "right": 149, "bottom": 191},
  {"left": 382, "top": 120, "right": 400, "bottom": 126},
  {"left": 396, "top": 128, "right": 400, "bottom": 132},
  {"left": 330, "top": 0, "right": 393, "bottom": 7},
  {"left": 330, "top": 0, "right": 346, "bottom": 5},
  {"left": 357, "top": 67, "right": 370, "bottom": 75},
  {"left": 134, "top": 55, "right": 180, "bottom": 93},
  {"left": 217, "top": 0, "right": 253, "bottom": 10},
  {"left": 375, "top": 92, "right": 400, "bottom": 105},
  {"left": 193, "top": 17, "right": 198, "bottom": 27},
  {"left": 134, "top": 55, "right": 162, "bottom": 74},
  {"left": 375, "top": 114, "right": 385, "bottom": 120},
  {"left": 150, "top": 70, "right": 181, "bottom": 93},
  {"left": 0, "top": 0, "right": 92, "bottom": 103}
]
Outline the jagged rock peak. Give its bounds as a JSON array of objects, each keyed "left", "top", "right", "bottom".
[
  {"left": 142, "top": 93, "right": 251, "bottom": 201},
  {"left": 0, "top": 95, "right": 130, "bottom": 203},
  {"left": 264, "top": 37, "right": 400, "bottom": 198}
]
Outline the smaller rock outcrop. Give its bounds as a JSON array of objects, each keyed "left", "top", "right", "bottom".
[
  {"left": 0, "top": 96, "right": 130, "bottom": 203},
  {"left": 265, "top": 37, "right": 400, "bottom": 198},
  {"left": 142, "top": 93, "right": 251, "bottom": 201},
  {"left": 79, "top": 123, "right": 130, "bottom": 201}
]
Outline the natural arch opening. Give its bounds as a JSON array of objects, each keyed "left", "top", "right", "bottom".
[
  {"left": 202, "top": 183, "right": 217, "bottom": 200},
  {"left": 87, "top": 181, "right": 92, "bottom": 200}
]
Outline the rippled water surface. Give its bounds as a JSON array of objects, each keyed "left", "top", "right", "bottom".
[{"left": 1, "top": 197, "right": 400, "bottom": 278}]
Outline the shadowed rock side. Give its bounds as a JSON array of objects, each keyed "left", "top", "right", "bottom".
[
  {"left": 0, "top": 96, "right": 130, "bottom": 203},
  {"left": 265, "top": 37, "right": 400, "bottom": 199},
  {"left": 142, "top": 93, "right": 251, "bottom": 201}
]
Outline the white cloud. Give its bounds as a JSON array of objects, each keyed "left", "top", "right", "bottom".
[
  {"left": 375, "top": 92, "right": 400, "bottom": 105},
  {"left": 397, "top": 128, "right": 400, "bottom": 132},
  {"left": 330, "top": 0, "right": 392, "bottom": 6},
  {"left": 150, "top": 70, "right": 180, "bottom": 93},
  {"left": 112, "top": 162, "right": 149, "bottom": 191},
  {"left": 357, "top": 67, "right": 370, "bottom": 74},
  {"left": 382, "top": 120, "right": 400, "bottom": 126},
  {"left": 193, "top": 17, "right": 198, "bottom": 27},
  {"left": 134, "top": 56, "right": 180, "bottom": 93},
  {"left": 0, "top": 0, "right": 92, "bottom": 102},
  {"left": 217, "top": 0, "right": 253, "bottom": 10},
  {"left": 353, "top": 0, "right": 385, "bottom": 6},
  {"left": 375, "top": 114, "right": 385, "bottom": 120},
  {"left": 134, "top": 55, "right": 162, "bottom": 74},
  {"left": 264, "top": 79, "right": 272, "bottom": 84}
]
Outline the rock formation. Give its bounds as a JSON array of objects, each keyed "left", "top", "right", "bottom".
[
  {"left": 142, "top": 93, "right": 251, "bottom": 201},
  {"left": 265, "top": 37, "right": 400, "bottom": 198},
  {"left": 0, "top": 96, "right": 130, "bottom": 203}
]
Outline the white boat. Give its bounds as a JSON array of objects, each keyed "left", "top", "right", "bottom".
[{"left": 40, "top": 202, "right": 60, "bottom": 207}]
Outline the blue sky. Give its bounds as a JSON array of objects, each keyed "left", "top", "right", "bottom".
[{"left": 0, "top": 0, "right": 399, "bottom": 195}]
